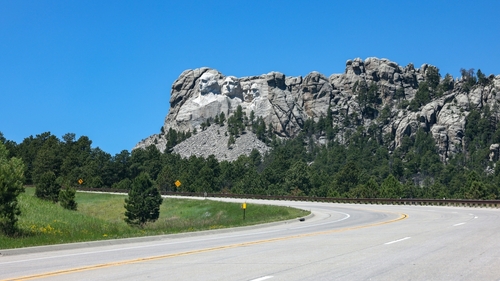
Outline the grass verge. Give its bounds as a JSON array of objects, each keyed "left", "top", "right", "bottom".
[{"left": 0, "top": 188, "right": 309, "bottom": 249}]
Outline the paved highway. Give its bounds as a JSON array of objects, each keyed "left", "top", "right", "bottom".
[{"left": 1, "top": 198, "right": 499, "bottom": 280}]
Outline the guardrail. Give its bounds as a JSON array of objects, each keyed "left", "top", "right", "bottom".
[{"left": 76, "top": 187, "right": 500, "bottom": 208}]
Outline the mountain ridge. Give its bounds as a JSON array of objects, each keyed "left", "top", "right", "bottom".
[{"left": 135, "top": 57, "right": 500, "bottom": 162}]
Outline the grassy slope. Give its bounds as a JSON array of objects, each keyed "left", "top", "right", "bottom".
[{"left": 0, "top": 188, "right": 309, "bottom": 249}]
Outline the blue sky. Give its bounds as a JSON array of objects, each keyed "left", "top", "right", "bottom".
[{"left": 1, "top": 0, "right": 499, "bottom": 155}]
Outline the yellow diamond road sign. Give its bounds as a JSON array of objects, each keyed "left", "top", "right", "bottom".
[
  {"left": 175, "top": 180, "right": 181, "bottom": 188},
  {"left": 78, "top": 179, "right": 83, "bottom": 185}
]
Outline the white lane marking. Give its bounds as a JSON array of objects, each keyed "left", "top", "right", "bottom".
[
  {"left": 250, "top": 276, "right": 273, "bottom": 281},
  {"left": 0, "top": 211, "right": 351, "bottom": 265},
  {"left": 453, "top": 222, "right": 466, "bottom": 226},
  {"left": 474, "top": 216, "right": 478, "bottom": 219},
  {"left": 385, "top": 237, "right": 411, "bottom": 245},
  {"left": 291, "top": 212, "right": 350, "bottom": 229}
]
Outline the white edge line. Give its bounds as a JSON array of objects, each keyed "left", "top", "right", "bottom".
[
  {"left": 385, "top": 237, "right": 411, "bottom": 245},
  {"left": 453, "top": 222, "right": 466, "bottom": 227},
  {"left": 291, "top": 212, "right": 350, "bottom": 230},
  {"left": 251, "top": 276, "right": 273, "bottom": 281},
  {"left": 0, "top": 211, "right": 351, "bottom": 266}
]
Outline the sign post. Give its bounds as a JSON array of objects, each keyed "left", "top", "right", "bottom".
[{"left": 241, "top": 202, "right": 247, "bottom": 220}]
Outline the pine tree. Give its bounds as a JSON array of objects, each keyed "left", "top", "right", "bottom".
[
  {"left": 425, "top": 65, "right": 441, "bottom": 90},
  {"left": 0, "top": 143, "right": 25, "bottom": 235},
  {"left": 477, "top": 69, "right": 488, "bottom": 86},
  {"left": 124, "top": 173, "right": 163, "bottom": 227},
  {"left": 59, "top": 186, "right": 77, "bottom": 210},
  {"left": 380, "top": 174, "right": 404, "bottom": 198},
  {"left": 219, "top": 112, "right": 226, "bottom": 125},
  {"left": 227, "top": 135, "right": 235, "bottom": 148},
  {"left": 35, "top": 171, "right": 60, "bottom": 203}
]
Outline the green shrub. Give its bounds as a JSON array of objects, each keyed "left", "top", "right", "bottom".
[
  {"left": 35, "top": 171, "right": 60, "bottom": 203},
  {"left": 59, "top": 187, "right": 77, "bottom": 210}
]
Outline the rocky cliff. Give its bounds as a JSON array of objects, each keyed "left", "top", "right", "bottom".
[
  {"left": 135, "top": 57, "right": 500, "bottom": 162},
  {"left": 170, "top": 124, "right": 270, "bottom": 162}
]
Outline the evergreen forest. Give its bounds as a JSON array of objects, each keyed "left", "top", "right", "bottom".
[{"left": 2, "top": 99, "right": 500, "bottom": 201}]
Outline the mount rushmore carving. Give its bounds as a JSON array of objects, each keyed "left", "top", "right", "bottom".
[{"left": 135, "top": 57, "right": 500, "bottom": 162}]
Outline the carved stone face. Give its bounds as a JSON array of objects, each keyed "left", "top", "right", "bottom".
[
  {"left": 250, "top": 83, "right": 260, "bottom": 97},
  {"left": 221, "top": 76, "right": 240, "bottom": 96},
  {"left": 242, "top": 82, "right": 261, "bottom": 102},
  {"left": 242, "top": 82, "right": 252, "bottom": 102},
  {"left": 199, "top": 72, "right": 220, "bottom": 95}
]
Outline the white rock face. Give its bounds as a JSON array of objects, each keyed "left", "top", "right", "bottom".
[
  {"left": 490, "top": 143, "right": 500, "bottom": 162},
  {"left": 135, "top": 57, "right": 500, "bottom": 162}
]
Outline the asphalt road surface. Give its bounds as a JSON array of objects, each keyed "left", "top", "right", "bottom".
[{"left": 1, "top": 198, "right": 499, "bottom": 280}]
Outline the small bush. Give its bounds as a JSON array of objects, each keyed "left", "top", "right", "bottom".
[
  {"left": 59, "top": 187, "right": 77, "bottom": 210},
  {"left": 35, "top": 171, "right": 60, "bottom": 203}
]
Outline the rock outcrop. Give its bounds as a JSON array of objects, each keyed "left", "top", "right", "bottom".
[
  {"left": 135, "top": 57, "right": 500, "bottom": 162},
  {"left": 172, "top": 125, "right": 269, "bottom": 162}
]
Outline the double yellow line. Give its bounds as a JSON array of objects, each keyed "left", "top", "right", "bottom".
[{"left": 4, "top": 212, "right": 408, "bottom": 281}]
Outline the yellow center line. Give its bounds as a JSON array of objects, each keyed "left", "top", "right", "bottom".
[{"left": 4, "top": 213, "right": 408, "bottom": 281}]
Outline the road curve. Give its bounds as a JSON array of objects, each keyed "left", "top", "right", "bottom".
[{"left": 1, "top": 198, "right": 499, "bottom": 280}]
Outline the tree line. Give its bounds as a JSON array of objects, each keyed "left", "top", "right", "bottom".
[{"left": 2, "top": 102, "right": 499, "bottom": 203}]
